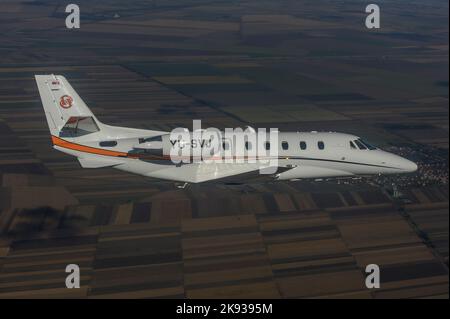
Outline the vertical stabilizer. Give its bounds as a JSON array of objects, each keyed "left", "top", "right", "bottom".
[{"left": 35, "top": 75, "right": 99, "bottom": 137}]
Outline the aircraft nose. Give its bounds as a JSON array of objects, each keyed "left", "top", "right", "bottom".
[{"left": 400, "top": 158, "right": 418, "bottom": 172}]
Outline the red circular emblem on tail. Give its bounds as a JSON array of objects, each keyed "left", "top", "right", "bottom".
[{"left": 59, "top": 95, "right": 73, "bottom": 109}]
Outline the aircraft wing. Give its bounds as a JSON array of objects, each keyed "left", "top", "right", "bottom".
[
  {"left": 78, "top": 155, "right": 125, "bottom": 168},
  {"left": 200, "top": 165, "right": 293, "bottom": 184},
  {"left": 144, "top": 162, "right": 285, "bottom": 183}
]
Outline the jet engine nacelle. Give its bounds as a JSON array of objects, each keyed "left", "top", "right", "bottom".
[
  {"left": 132, "top": 134, "right": 168, "bottom": 157},
  {"left": 132, "top": 134, "right": 211, "bottom": 157}
]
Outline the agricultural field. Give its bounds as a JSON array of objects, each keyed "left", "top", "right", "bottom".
[{"left": 0, "top": 0, "right": 448, "bottom": 298}]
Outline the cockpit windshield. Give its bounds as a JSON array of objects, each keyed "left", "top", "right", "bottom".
[
  {"left": 354, "top": 139, "right": 367, "bottom": 150},
  {"left": 359, "top": 139, "right": 377, "bottom": 150},
  {"left": 351, "top": 138, "right": 377, "bottom": 150}
]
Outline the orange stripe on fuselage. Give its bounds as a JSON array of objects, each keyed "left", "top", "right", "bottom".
[
  {"left": 51, "top": 136, "right": 129, "bottom": 157},
  {"left": 51, "top": 136, "right": 281, "bottom": 161}
]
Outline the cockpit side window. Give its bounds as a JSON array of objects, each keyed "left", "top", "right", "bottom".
[{"left": 349, "top": 141, "right": 357, "bottom": 149}]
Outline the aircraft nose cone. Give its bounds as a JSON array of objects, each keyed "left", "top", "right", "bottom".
[{"left": 401, "top": 158, "right": 418, "bottom": 172}]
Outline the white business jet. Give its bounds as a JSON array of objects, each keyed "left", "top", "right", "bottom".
[{"left": 35, "top": 75, "right": 417, "bottom": 184}]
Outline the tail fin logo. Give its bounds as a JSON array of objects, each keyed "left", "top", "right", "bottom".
[{"left": 60, "top": 95, "right": 73, "bottom": 109}]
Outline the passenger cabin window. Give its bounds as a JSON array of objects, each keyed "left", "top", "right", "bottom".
[
  {"left": 318, "top": 141, "right": 325, "bottom": 150},
  {"left": 299, "top": 141, "right": 307, "bottom": 150},
  {"left": 99, "top": 141, "right": 117, "bottom": 147},
  {"left": 282, "top": 141, "right": 289, "bottom": 150}
]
